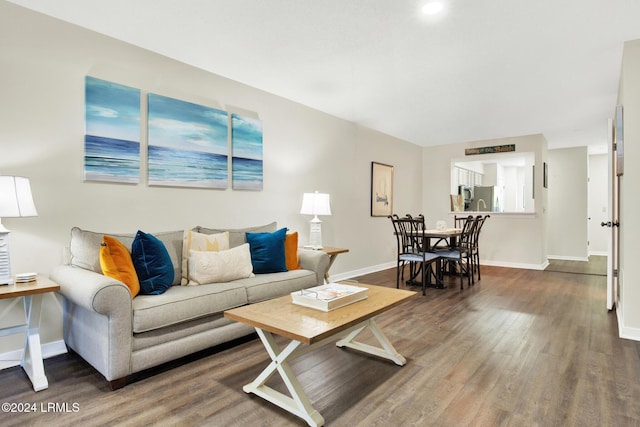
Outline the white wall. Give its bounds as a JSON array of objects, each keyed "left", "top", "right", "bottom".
[
  {"left": 547, "top": 147, "right": 589, "bottom": 260},
  {"left": 0, "top": 3, "right": 423, "bottom": 354},
  {"left": 422, "top": 134, "right": 549, "bottom": 269},
  {"left": 588, "top": 154, "right": 608, "bottom": 255},
  {"left": 617, "top": 39, "right": 640, "bottom": 339}
]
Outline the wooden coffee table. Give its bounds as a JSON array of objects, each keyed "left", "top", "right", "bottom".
[{"left": 224, "top": 283, "right": 416, "bottom": 427}]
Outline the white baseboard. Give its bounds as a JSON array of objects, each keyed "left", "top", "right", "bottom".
[
  {"left": 588, "top": 251, "right": 608, "bottom": 257},
  {"left": 480, "top": 259, "right": 550, "bottom": 271},
  {"left": 333, "top": 258, "right": 551, "bottom": 282},
  {"left": 617, "top": 309, "right": 640, "bottom": 342},
  {"left": 547, "top": 255, "right": 589, "bottom": 262},
  {"left": 0, "top": 340, "right": 67, "bottom": 371},
  {"left": 330, "top": 261, "right": 396, "bottom": 282}
]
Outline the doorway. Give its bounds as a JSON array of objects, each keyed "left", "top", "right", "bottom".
[{"left": 545, "top": 256, "right": 607, "bottom": 275}]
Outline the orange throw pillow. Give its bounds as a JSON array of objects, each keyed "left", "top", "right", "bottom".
[
  {"left": 285, "top": 232, "right": 300, "bottom": 270},
  {"left": 99, "top": 235, "right": 140, "bottom": 298}
]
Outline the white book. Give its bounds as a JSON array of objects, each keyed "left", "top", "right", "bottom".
[{"left": 291, "top": 283, "right": 368, "bottom": 312}]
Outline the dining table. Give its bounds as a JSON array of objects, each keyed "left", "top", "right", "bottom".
[
  {"left": 422, "top": 227, "right": 463, "bottom": 252},
  {"left": 396, "top": 227, "right": 463, "bottom": 289}
]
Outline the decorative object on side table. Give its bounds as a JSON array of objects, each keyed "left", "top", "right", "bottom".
[
  {"left": 0, "top": 176, "right": 38, "bottom": 285},
  {"left": 300, "top": 190, "right": 331, "bottom": 249}
]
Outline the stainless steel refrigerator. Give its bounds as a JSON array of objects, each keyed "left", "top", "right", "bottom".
[{"left": 473, "top": 186, "right": 495, "bottom": 212}]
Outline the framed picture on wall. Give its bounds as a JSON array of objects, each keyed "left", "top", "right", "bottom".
[
  {"left": 371, "top": 162, "right": 394, "bottom": 217},
  {"left": 231, "top": 113, "right": 263, "bottom": 190},
  {"left": 543, "top": 162, "right": 548, "bottom": 188},
  {"left": 147, "top": 93, "right": 229, "bottom": 189},
  {"left": 84, "top": 76, "right": 141, "bottom": 184}
]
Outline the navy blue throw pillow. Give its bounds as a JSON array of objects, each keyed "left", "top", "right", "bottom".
[
  {"left": 245, "top": 227, "right": 287, "bottom": 274},
  {"left": 131, "top": 230, "right": 174, "bottom": 295}
]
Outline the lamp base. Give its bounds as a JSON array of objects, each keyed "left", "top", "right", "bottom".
[
  {"left": 308, "top": 217, "right": 323, "bottom": 250},
  {"left": 0, "top": 231, "right": 12, "bottom": 285}
]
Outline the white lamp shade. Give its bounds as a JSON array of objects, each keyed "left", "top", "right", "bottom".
[
  {"left": 300, "top": 191, "right": 331, "bottom": 216},
  {"left": 0, "top": 176, "right": 38, "bottom": 217}
]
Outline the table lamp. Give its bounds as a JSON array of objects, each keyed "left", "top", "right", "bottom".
[
  {"left": 0, "top": 176, "right": 38, "bottom": 285},
  {"left": 300, "top": 191, "right": 331, "bottom": 250}
]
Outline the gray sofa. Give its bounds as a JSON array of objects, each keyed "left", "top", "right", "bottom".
[{"left": 50, "top": 223, "right": 330, "bottom": 390}]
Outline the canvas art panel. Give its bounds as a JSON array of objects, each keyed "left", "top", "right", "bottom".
[
  {"left": 147, "top": 93, "right": 229, "bottom": 189},
  {"left": 231, "top": 114, "right": 263, "bottom": 190},
  {"left": 371, "top": 162, "right": 394, "bottom": 217},
  {"left": 84, "top": 76, "right": 141, "bottom": 183}
]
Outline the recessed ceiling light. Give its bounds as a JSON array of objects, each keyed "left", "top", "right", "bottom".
[{"left": 422, "top": 2, "right": 444, "bottom": 15}]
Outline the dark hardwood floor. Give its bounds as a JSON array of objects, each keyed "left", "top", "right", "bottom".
[{"left": 2, "top": 265, "right": 639, "bottom": 426}]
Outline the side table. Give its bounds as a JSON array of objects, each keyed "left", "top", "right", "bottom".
[
  {"left": 320, "top": 247, "right": 349, "bottom": 283},
  {"left": 0, "top": 275, "right": 60, "bottom": 391}
]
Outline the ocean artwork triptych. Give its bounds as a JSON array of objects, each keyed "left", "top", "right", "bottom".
[{"left": 84, "top": 76, "right": 263, "bottom": 190}]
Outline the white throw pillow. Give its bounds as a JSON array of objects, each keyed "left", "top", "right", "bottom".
[
  {"left": 188, "top": 244, "right": 254, "bottom": 285},
  {"left": 181, "top": 230, "right": 230, "bottom": 285}
]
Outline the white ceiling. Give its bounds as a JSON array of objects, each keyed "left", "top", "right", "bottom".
[{"left": 9, "top": 0, "right": 640, "bottom": 153}]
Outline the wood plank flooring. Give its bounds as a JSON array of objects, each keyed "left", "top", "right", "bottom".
[
  {"left": 545, "top": 255, "right": 607, "bottom": 276},
  {"left": 1, "top": 265, "right": 639, "bottom": 426}
]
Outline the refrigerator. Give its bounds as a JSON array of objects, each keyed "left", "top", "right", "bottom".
[{"left": 473, "top": 186, "right": 497, "bottom": 212}]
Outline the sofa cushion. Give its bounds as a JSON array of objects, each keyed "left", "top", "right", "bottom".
[
  {"left": 285, "top": 232, "right": 300, "bottom": 270},
  {"left": 132, "top": 231, "right": 175, "bottom": 295},
  {"left": 69, "top": 227, "right": 183, "bottom": 286},
  {"left": 195, "top": 221, "right": 277, "bottom": 248},
  {"left": 246, "top": 227, "right": 287, "bottom": 274},
  {"left": 131, "top": 281, "right": 248, "bottom": 333},
  {"left": 188, "top": 244, "right": 254, "bottom": 284},
  {"left": 238, "top": 269, "right": 318, "bottom": 304},
  {"left": 181, "top": 230, "right": 230, "bottom": 285},
  {"left": 99, "top": 235, "right": 140, "bottom": 298}
]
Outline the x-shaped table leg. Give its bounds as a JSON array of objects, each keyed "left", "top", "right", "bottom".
[
  {"left": 243, "top": 317, "right": 405, "bottom": 426},
  {"left": 243, "top": 328, "right": 324, "bottom": 427}
]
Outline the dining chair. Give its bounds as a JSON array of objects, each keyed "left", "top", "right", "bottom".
[
  {"left": 454, "top": 215, "right": 468, "bottom": 228},
  {"left": 389, "top": 214, "right": 413, "bottom": 283},
  {"left": 438, "top": 215, "right": 477, "bottom": 290},
  {"left": 389, "top": 214, "right": 441, "bottom": 295},
  {"left": 471, "top": 215, "right": 490, "bottom": 281}
]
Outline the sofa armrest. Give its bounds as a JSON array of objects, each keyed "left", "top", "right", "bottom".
[
  {"left": 50, "top": 264, "right": 134, "bottom": 382},
  {"left": 297, "top": 249, "right": 330, "bottom": 286},
  {"left": 51, "top": 265, "right": 133, "bottom": 315}
]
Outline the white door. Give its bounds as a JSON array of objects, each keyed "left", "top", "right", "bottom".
[{"left": 605, "top": 108, "right": 622, "bottom": 310}]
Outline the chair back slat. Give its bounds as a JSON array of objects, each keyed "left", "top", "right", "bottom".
[
  {"left": 407, "top": 214, "right": 426, "bottom": 254},
  {"left": 458, "top": 215, "right": 477, "bottom": 248}
]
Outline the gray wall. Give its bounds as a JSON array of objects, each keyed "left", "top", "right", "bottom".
[
  {"left": 1, "top": 1, "right": 624, "bottom": 358},
  {"left": 547, "top": 147, "right": 589, "bottom": 260},
  {"left": 617, "top": 39, "right": 640, "bottom": 339},
  {"left": 0, "top": 3, "right": 423, "bottom": 354},
  {"left": 422, "top": 134, "right": 549, "bottom": 269}
]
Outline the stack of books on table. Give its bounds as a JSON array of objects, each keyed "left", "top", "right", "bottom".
[{"left": 291, "top": 283, "right": 368, "bottom": 312}]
